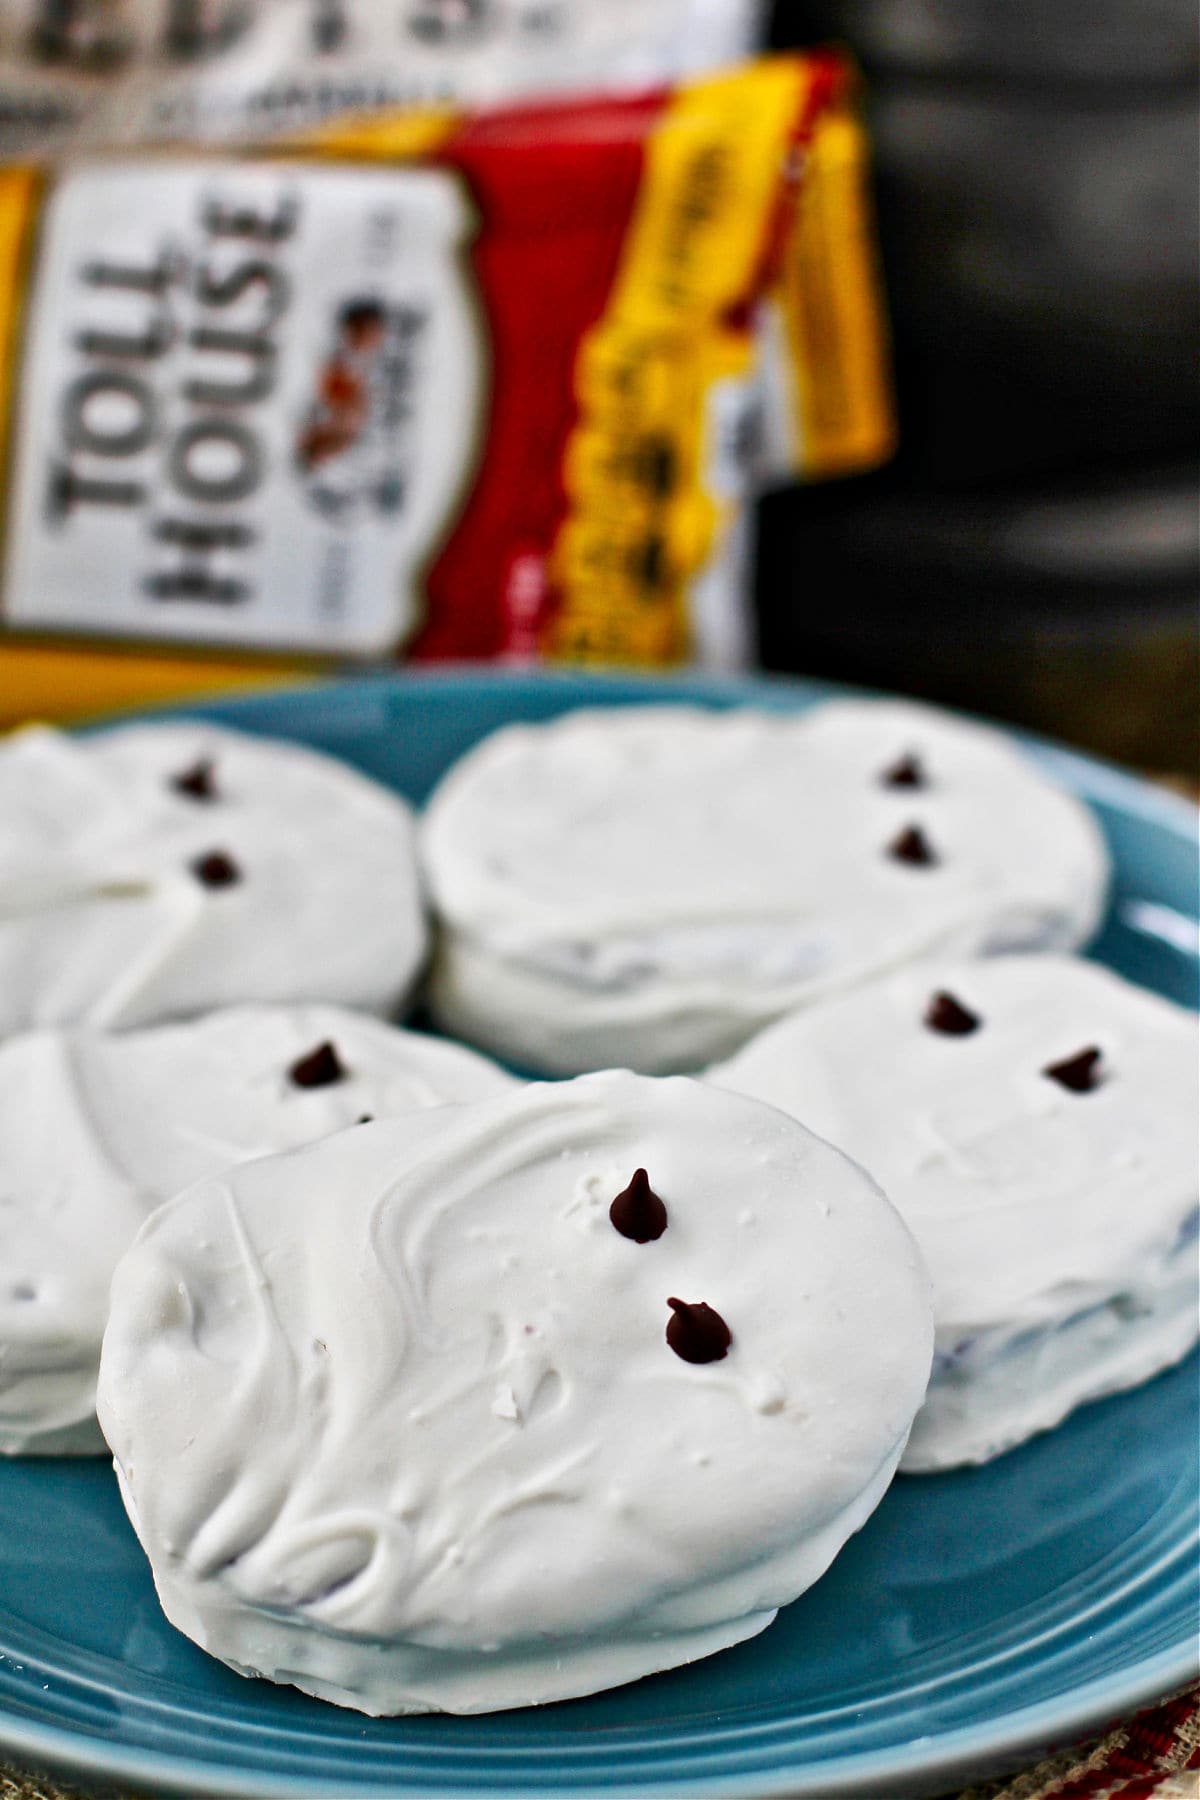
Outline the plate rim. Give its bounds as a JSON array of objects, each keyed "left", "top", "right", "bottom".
[
  {"left": 3, "top": 1641, "right": 1196, "bottom": 1800},
  {"left": 3, "top": 666, "right": 1197, "bottom": 1800}
]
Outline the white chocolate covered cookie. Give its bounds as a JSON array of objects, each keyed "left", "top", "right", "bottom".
[
  {"left": 1, "top": 1005, "right": 515, "bottom": 1455},
  {"left": 97, "top": 1071, "right": 933, "bottom": 1714},
  {"left": 0, "top": 721, "right": 427, "bottom": 1034},
  {"left": 710, "top": 956, "right": 1199, "bottom": 1469},
  {"left": 421, "top": 700, "right": 1110, "bottom": 1074}
]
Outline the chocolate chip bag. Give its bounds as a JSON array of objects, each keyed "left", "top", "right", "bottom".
[{"left": 0, "top": 53, "right": 894, "bottom": 723}]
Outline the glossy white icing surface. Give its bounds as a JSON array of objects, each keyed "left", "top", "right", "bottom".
[
  {"left": 0, "top": 721, "right": 427, "bottom": 1034},
  {"left": 0, "top": 1006, "right": 515, "bottom": 1455},
  {"left": 422, "top": 700, "right": 1111, "bottom": 1074},
  {"left": 97, "top": 1071, "right": 933, "bottom": 1713},
  {"left": 710, "top": 956, "right": 1199, "bottom": 1469}
]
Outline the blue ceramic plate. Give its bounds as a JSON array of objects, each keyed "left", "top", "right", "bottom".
[{"left": 1, "top": 671, "right": 1196, "bottom": 1800}]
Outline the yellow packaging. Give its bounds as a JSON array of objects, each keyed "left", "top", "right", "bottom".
[{"left": 0, "top": 54, "right": 894, "bottom": 726}]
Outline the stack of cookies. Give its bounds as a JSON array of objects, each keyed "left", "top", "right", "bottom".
[{"left": 1, "top": 695, "right": 1194, "bottom": 1716}]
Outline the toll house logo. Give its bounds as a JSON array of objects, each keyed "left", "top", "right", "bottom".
[
  {"left": 295, "top": 298, "right": 429, "bottom": 521},
  {"left": 4, "top": 161, "right": 484, "bottom": 654}
]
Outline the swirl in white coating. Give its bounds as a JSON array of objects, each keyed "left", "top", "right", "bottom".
[
  {"left": 421, "top": 699, "right": 1111, "bottom": 1074},
  {"left": 0, "top": 1005, "right": 515, "bottom": 1455},
  {"left": 709, "top": 956, "right": 1199, "bottom": 1469},
  {"left": 97, "top": 1071, "right": 933, "bottom": 1714},
  {"left": 0, "top": 721, "right": 427, "bottom": 1034}
]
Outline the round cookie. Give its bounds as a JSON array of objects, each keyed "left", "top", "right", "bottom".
[
  {"left": 709, "top": 956, "right": 1199, "bottom": 1469},
  {"left": 0, "top": 721, "right": 427, "bottom": 1034},
  {"left": 421, "top": 699, "right": 1110, "bottom": 1074},
  {"left": 97, "top": 1071, "right": 933, "bottom": 1714},
  {"left": 1, "top": 1005, "right": 515, "bottom": 1455}
]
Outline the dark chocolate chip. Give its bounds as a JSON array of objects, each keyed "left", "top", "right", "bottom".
[
  {"left": 290, "top": 1041, "right": 348, "bottom": 1088},
  {"left": 171, "top": 759, "right": 217, "bottom": 801},
  {"left": 925, "top": 991, "right": 981, "bottom": 1036},
  {"left": 357, "top": 1114, "right": 374, "bottom": 1125},
  {"left": 666, "top": 1297, "right": 731, "bottom": 1364},
  {"left": 888, "top": 824, "right": 937, "bottom": 867},
  {"left": 882, "top": 752, "right": 925, "bottom": 789},
  {"left": 610, "top": 1168, "right": 668, "bottom": 1242},
  {"left": 191, "top": 850, "right": 240, "bottom": 888},
  {"left": 1043, "top": 1047, "right": 1103, "bottom": 1093}
]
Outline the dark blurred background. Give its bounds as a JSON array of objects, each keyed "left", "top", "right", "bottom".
[{"left": 757, "top": 0, "right": 1199, "bottom": 770}]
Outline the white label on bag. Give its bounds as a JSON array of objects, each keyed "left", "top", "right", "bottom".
[{"left": 4, "top": 159, "right": 486, "bottom": 654}]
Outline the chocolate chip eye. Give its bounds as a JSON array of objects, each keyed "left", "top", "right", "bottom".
[
  {"left": 888, "top": 824, "right": 937, "bottom": 867},
  {"left": 881, "top": 753, "right": 925, "bottom": 789},
  {"left": 610, "top": 1168, "right": 668, "bottom": 1242},
  {"left": 666, "top": 1297, "right": 731, "bottom": 1364},
  {"left": 357, "top": 1114, "right": 374, "bottom": 1125},
  {"left": 191, "top": 850, "right": 240, "bottom": 888},
  {"left": 171, "top": 759, "right": 217, "bottom": 801},
  {"left": 925, "top": 991, "right": 980, "bottom": 1035},
  {"left": 1043, "top": 1047, "right": 1103, "bottom": 1093},
  {"left": 289, "top": 1042, "right": 348, "bottom": 1088}
]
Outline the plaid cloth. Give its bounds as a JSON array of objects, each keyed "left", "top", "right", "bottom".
[
  {"left": 950, "top": 1685, "right": 1200, "bottom": 1800},
  {"left": 4, "top": 1683, "right": 1199, "bottom": 1800}
]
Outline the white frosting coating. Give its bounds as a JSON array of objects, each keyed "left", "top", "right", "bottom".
[
  {"left": 0, "top": 1005, "right": 515, "bottom": 1456},
  {"left": 421, "top": 700, "right": 1111, "bottom": 1074},
  {"left": 97, "top": 1071, "right": 933, "bottom": 1714},
  {"left": 709, "top": 956, "right": 1199, "bottom": 1469},
  {"left": 0, "top": 721, "right": 427, "bottom": 1034}
]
